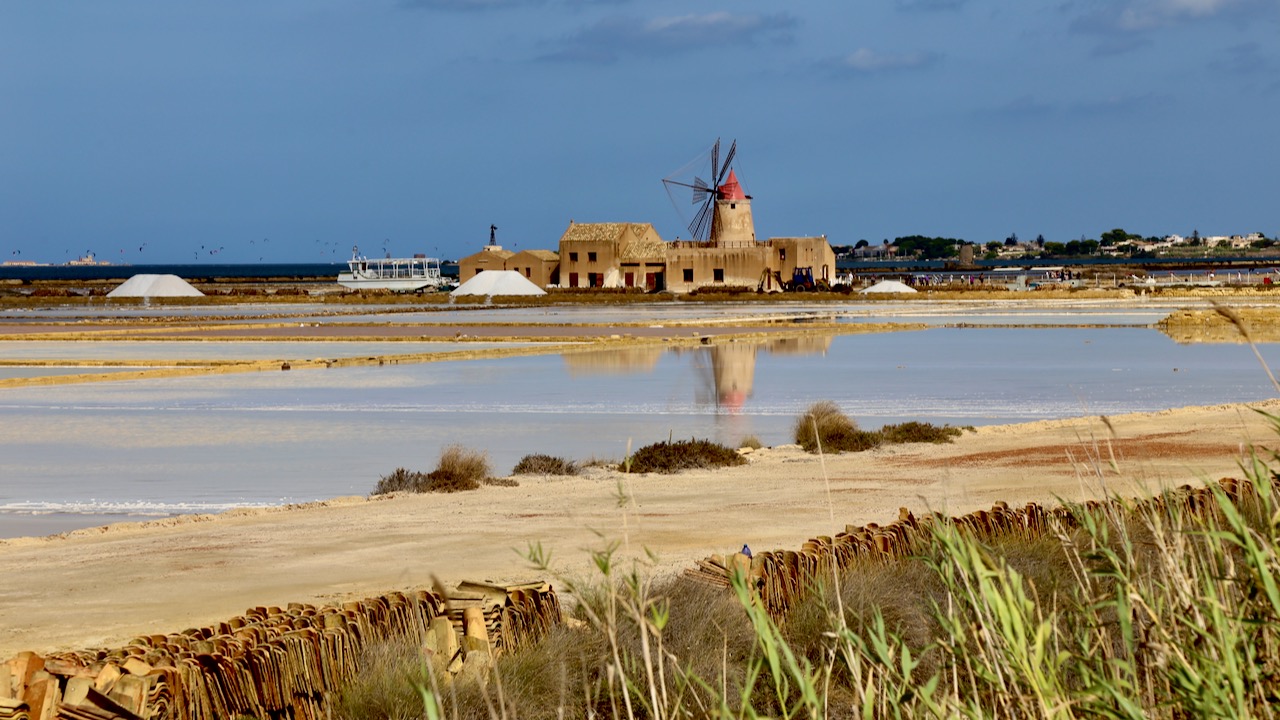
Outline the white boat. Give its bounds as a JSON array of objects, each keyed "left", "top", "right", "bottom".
[{"left": 337, "top": 246, "right": 447, "bottom": 292}]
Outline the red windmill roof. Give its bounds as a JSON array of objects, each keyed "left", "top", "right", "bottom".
[{"left": 718, "top": 169, "right": 746, "bottom": 200}]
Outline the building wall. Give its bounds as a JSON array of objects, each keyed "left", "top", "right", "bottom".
[
  {"left": 665, "top": 245, "right": 769, "bottom": 293},
  {"left": 712, "top": 198, "right": 756, "bottom": 248},
  {"left": 506, "top": 250, "right": 559, "bottom": 287},
  {"left": 559, "top": 241, "right": 618, "bottom": 288},
  {"left": 458, "top": 246, "right": 514, "bottom": 280},
  {"left": 766, "top": 238, "right": 836, "bottom": 285}
]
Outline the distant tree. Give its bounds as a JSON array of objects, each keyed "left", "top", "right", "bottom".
[
  {"left": 1043, "top": 241, "right": 1067, "bottom": 256},
  {"left": 1035, "top": 235, "right": 1045, "bottom": 248},
  {"left": 892, "top": 235, "right": 965, "bottom": 260},
  {"left": 855, "top": 239, "right": 869, "bottom": 249},
  {"left": 1004, "top": 236, "right": 1019, "bottom": 247},
  {"left": 986, "top": 241, "right": 1003, "bottom": 252}
]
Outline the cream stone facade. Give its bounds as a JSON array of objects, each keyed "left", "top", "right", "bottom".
[
  {"left": 458, "top": 245, "right": 514, "bottom": 280},
  {"left": 506, "top": 249, "right": 560, "bottom": 287}
]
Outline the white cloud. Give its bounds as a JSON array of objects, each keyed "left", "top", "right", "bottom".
[
  {"left": 540, "top": 12, "right": 798, "bottom": 63},
  {"left": 831, "top": 48, "right": 937, "bottom": 74},
  {"left": 1071, "top": 0, "right": 1259, "bottom": 33}
]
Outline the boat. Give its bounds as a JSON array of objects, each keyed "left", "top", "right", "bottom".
[{"left": 337, "top": 245, "right": 448, "bottom": 292}]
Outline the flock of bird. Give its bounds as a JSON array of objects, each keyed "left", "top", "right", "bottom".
[{"left": 5, "top": 235, "right": 444, "bottom": 264}]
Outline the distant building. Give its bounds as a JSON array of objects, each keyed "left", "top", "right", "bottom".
[
  {"left": 507, "top": 249, "right": 560, "bottom": 287},
  {"left": 457, "top": 244, "right": 514, "bottom": 280},
  {"left": 455, "top": 145, "right": 836, "bottom": 293}
]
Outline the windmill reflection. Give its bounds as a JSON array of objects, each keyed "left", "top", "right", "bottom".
[{"left": 564, "top": 335, "right": 832, "bottom": 413}]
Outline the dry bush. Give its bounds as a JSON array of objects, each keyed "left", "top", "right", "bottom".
[
  {"left": 877, "top": 421, "right": 966, "bottom": 444},
  {"left": 371, "top": 467, "right": 428, "bottom": 496},
  {"left": 512, "top": 454, "right": 580, "bottom": 476},
  {"left": 739, "top": 435, "right": 764, "bottom": 450},
  {"left": 423, "top": 445, "right": 490, "bottom": 492},
  {"left": 623, "top": 438, "right": 746, "bottom": 474},
  {"left": 793, "top": 401, "right": 878, "bottom": 453},
  {"left": 483, "top": 476, "right": 520, "bottom": 488}
]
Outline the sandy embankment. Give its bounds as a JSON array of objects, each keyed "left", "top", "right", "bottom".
[{"left": 2, "top": 399, "right": 1277, "bottom": 658}]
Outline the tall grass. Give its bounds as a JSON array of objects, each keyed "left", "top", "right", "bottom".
[{"left": 342, "top": 426, "right": 1280, "bottom": 719}]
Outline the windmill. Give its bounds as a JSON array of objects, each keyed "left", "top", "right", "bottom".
[{"left": 662, "top": 138, "right": 741, "bottom": 242}]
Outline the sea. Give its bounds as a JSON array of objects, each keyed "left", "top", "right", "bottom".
[{"left": 0, "top": 262, "right": 461, "bottom": 282}]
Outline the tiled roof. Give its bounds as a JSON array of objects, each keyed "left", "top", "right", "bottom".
[{"left": 560, "top": 223, "right": 627, "bottom": 244}]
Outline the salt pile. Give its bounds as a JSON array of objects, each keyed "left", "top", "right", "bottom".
[
  {"left": 451, "top": 270, "right": 546, "bottom": 297},
  {"left": 106, "top": 274, "right": 204, "bottom": 298}
]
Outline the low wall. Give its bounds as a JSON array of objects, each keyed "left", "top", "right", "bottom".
[
  {"left": 0, "top": 581, "right": 561, "bottom": 720},
  {"left": 686, "top": 477, "right": 1254, "bottom": 619}
]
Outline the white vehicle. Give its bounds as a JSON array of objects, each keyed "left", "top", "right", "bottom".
[{"left": 337, "top": 246, "right": 447, "bottom": 292}]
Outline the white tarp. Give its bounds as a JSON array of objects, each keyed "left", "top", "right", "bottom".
[
  {"left": 860, "top": 280, "right": 918, "bottom": 294},
  {"left": 450, "top": 270, "right": 547, "bottom": 297},
  {"left": 106, "top": 274, "right": 204, "bottom": 298}
]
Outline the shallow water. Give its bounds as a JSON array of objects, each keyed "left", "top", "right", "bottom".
[{"left": 2, "top": 325, "right": 1278, "bottom": 536}]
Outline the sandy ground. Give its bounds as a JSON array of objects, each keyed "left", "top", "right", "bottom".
[{"left": 2, "top": 398, "right": 1277, "bottom": 658}]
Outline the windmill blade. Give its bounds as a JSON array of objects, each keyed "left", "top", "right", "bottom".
[
  {"left": 717, "top": 140, "right": 737, "bottom": 186},
  {"left": 710, "top": 139, "right": 720, "bottom": 190},
  {"left": 692, "top": 177, "right": 710, "bottom": 203},
  {"left": 690, "top": 197, "right": 714, "bottom": 240}
]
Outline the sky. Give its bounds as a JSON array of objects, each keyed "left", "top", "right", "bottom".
[{"left": 2, "top": 0, "right": 1278, "bottom": 265}]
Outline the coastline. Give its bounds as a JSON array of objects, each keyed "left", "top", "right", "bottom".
[{"left": 2, "top": 398, "right": 1277, "bottom": 658}]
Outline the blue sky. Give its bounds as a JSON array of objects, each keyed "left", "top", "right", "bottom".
[{"left": 3, "top": 0, "right": 1277, "bottom": 264}]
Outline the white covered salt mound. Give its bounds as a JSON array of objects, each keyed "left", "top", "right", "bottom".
[
  {"left": 860, "top": 280, "right": 918, "bottom": 294},
  {"left": 450, "top": 270, "right": 547, "bottom": 297},
  {"left": 106, "top": 274, "right": 205, "bottom": 298}
]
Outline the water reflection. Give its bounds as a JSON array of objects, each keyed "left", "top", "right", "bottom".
[{"left": 570, "top": 335, "right": 833, "bottom": 412}]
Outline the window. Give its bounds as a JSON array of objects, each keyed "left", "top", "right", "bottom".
[
  {"left": 713, "top": 268, "right": 724, "bottom": 283},
  {"left": 779, "top": 248, "right": 786, "bottom": 262},
  {"left": 588, "top": 272, "right": 599, "bottom": 287},
  {"left": 588, "top": 252, "right": 597, "bottom": 263},
  {"left": 683, "top": 268, "right": 693, "bottom": 282},
  {"left": 569, "top": 252, "right": 578, "bottom": 262},
  {"left": 525, "top": 267, "right": 531, "bottom": 278}
]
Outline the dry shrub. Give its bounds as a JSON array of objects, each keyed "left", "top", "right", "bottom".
[
  {"left": 793, "top": 401, "right": 877, "bottom": 453},
  {"left": 424, "top": 445, "right": 490, "bottom": 492},
  {"left": 371, "top": 446, "right": 492, "bottom": 495},
  {"left": 512, "top": 454, "right": 580, "bottom": 476},
  {"left": 371, "top": 467, "right": 428, "bottom": 495},
  {"left": 484, "top": 476, "right": 520, "bottom": 488},
  {"left": 877, "top": 421, "right": 965, "bottom": 444},
  {"left": 739, "top": 435, "right": 764, "bottom": 450},
  {"left": 623, "top": 438, "right": 746, "bottom": 474}
]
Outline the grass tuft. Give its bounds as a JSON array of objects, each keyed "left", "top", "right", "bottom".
[
  {"left": 370, "top": 445, "right": 493, "bottom": 495},
  {"left": 622, "top": 438, "right": 747, "bottom": 474},
  {"left": 512, "top": 454, "right": 580, "bottom": 476},
  {"left": 371, "top": 467, "right": 428, "bottom": 495},
  {"left": 422, "top": 445, "right": 491, "bottom": 492},
  {"left": 794, "top": 401, "right": 967, "bottom": 453},
  {"left": 793, "top": 401, "right": 879, "bottom": 452}
]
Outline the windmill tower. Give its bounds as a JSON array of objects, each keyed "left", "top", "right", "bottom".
[{"left": 663, "top": 138, "right": 756, "bottom": 248}]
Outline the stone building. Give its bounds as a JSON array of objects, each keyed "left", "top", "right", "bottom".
[
  {"left": 551, "top": 166, "right": 834, "bottom": 293},
  {"left": 457, "top": 244, "right": 514, "bottom": 280},
  {"left": 458, "top": 152, "right": 836, "bottom": 293},
  {"left": 507, "top": 249, "right": 560, "bottom": 287},
  {"left": 557, "top": 222, "right": 667, "bottom": 290}
]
